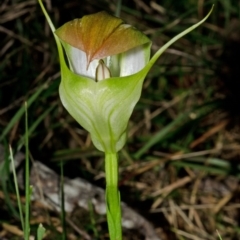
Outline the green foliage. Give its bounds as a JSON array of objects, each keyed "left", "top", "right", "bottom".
[{"left": 37, "top": 224, "right": 46, "bottom": 240}]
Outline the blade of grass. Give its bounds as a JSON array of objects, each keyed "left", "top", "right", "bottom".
[
  {"left": 184, "top": 157, "right": 231, "bottom": 168},
  {"left": 37, "top": 223, "right": 46, "bottom": 240},
  {"left": 88, "top": 201, "right": 99, "bottom": 238},
  {"left": 9, "top": 145, "right": 24, "bottom": 231},
  {"left": 115, "top": 0, "right": 122, "bottom": 17},
  {"left": 216, "top": 230, "right": 223, "bottom": 240},
  {"left": 0, "top": 143, "right": 20, "bottom": 219},
  {"left": 171, "top": 161, "right": 230, "bottom": 175},
  {"left": 24, "top": 102, "right": 30, "bottom": 240}
]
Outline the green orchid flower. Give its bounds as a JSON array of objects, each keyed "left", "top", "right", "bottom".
[
  {"left": 54, "top": 11, "right": 152, "bottom": 153},
  {"left": 38, "top": 6, "right": 213, "bottom": 154},
  {"left": 38, "top": 2, "right": 213, "bottom": 239}
]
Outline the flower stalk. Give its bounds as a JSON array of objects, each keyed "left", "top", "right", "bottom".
[{"left": 105, "top": 153, "right": 122, "bottom": 240}]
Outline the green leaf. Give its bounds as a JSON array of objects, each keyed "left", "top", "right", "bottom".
[{"left": 37, "top": 224, "right": 46, "bottom": 240}]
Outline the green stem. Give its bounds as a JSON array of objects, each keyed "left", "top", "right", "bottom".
[
  {"left": 24, "top": 102, "right": 30, "bottom": 240},
  {"left": 105, "top": 152, "right": 122, "bottom": 240}
]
